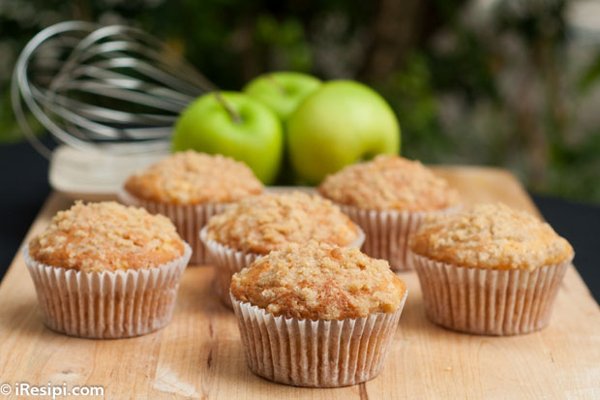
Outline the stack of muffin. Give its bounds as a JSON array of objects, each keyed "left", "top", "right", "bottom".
[{"left": 24, "top": 150, "right": 574, "bottom": 388}]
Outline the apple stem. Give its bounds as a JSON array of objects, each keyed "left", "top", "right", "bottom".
[
  {"left": 214, "top": 91, "right": 242, "bottom": 124},
  {"left": 266, "top": 74, "right": 286, "bottom": 95}
]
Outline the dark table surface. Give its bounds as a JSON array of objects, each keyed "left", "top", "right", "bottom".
[{"left": 1, "top": 141, "right": 599, "bottom": 304}]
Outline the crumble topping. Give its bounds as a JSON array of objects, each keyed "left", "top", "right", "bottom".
[
  {"left": 318, "top": 155, "right": 459, "bottom": 211},
  {"left": 205, "top": 191, "right": 360, "bottom": 254},
  {"left": 231, "top": 241, "right": 406, "bottom": 320},
  {"left": 410, "top": 203, "right": 574, "bottom": 270},
  {"left": 29, "top": 201, "right": 185, "bottom": 272},
  {"left": 124, "top": 150, "right": 263, "bottom": 205}
]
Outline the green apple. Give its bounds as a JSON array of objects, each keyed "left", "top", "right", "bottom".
[
  {"left": 243, "top": 72, "right": 322, "bottom": 121},
  {"left": 287, "top": 80, "right": 400, "bottom": 184},
  {"left": 172, "top": 91, "right": 283, "bottom": 184}
]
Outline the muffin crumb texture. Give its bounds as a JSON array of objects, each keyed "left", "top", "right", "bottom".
[
  {"left": 319, "top": 155, "right": 459, "bottom": 211},
  {"left": 231, "top": 242, "right": 406, "bottom": 320},
  {"left": 206, "top": 191, "right": 359, "bottom": 254},
  {"left": 124, "top": 151, "right": 263, "bottom": 204},
  {"left": 410, "top": 203, "right": 574, "bottom": 270},
  {"left": 29, "top": 201, "right": 185, "bottom": 272}
]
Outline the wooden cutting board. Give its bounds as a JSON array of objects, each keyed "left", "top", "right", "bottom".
[{"left": 0, "top": 166, "right": 599, "bottom": 399}]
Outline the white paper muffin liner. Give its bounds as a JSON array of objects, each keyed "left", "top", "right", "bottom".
[
  {"left": 341, "top": 206, "right": 457, "bottom": 272},
  {"left": 411, "top": 252, "right": 570, "bottom": 335},
  {"left": 118, "top": 189, "right": 226, "bottom": 265},
  {"left": 200, "top": 227, "right": 366, "bottom": 308},
  {"left": 230, "top": 291, "right": 407, "bottom": 387},
  {"left": 24, "top": 243, "right": 191, "bottom": 339}
]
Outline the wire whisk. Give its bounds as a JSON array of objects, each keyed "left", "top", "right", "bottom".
[{"left": 12, "top": 21, "right": 216, "bottom": 159}]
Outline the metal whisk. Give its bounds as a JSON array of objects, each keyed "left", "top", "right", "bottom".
[{"left": 12, "top": 20, "right": 216, "bottom": 159}]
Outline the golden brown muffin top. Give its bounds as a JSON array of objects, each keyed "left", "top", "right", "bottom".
[
  {"left": 318, "top": 155, "right": 459, "bottom": 211},
  {"left": 410, "top": 203, "right": 574, "bottom": 270},
  {"left": 124, "top": 151, "right": 263, "bottom": 205},
  {"left": 29, "top": 201, "right": 185, "bottom": 272},
  {"left": 231, "top": 242, "right": 406, "bottom": 320},
  {"left": 205, "top": 191, "right": 360, "bottom": 254}
]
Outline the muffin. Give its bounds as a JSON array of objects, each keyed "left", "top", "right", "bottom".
[
  {"left": 230, "top": 242, "right": 408, "bottom": 387},
  {"left": 410, "top": 203, "right": 574, "bottom": 335},
  {"left": 200, "top": 191, "right": 365, "bottom": 307},
  {"left": 319, "top": 155, "right": 459, "bottom": 271},
  {"left": 25, "top": 201, "right": 191, "bottom": 338},
  {"left": 119, "top": 150, "right": 263, "bottom": 265}
]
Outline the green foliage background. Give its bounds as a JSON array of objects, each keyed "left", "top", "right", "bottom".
[{"left": 1, "top": 0, "right": 599, "bottom": 202}]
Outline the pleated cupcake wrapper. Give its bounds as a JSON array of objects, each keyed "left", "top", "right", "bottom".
[
  {"left": 412, "top": 252, "right": 570, "bottom": 335},
  {"left": 118, "top": 189, "right": 226, "bottom": 265},
  {"left": 339, "top": 206, "right": 422, "bottom": 272},
  {"left": 231, "top": 292, "right": 407, "bottom": 387},
  {"left": 200, "top": 227, "right": 366, "bottom": 309},
  {"left": 200, "top": 229, "right": 263, "bottom": 309},
  {"left": 24, "top": 243, "right": 191, "bottom": 339},
  {"left": 340, "top": 206, "right": 458, "bottom": 272}
]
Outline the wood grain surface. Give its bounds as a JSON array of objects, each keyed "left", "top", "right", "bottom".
[{"left": 0, "top": 166, "right": 599, "bottom": 399}]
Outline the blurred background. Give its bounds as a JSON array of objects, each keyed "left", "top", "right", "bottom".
[{"left": 0, "top": 0, "right": 599, "bottom": 202}]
